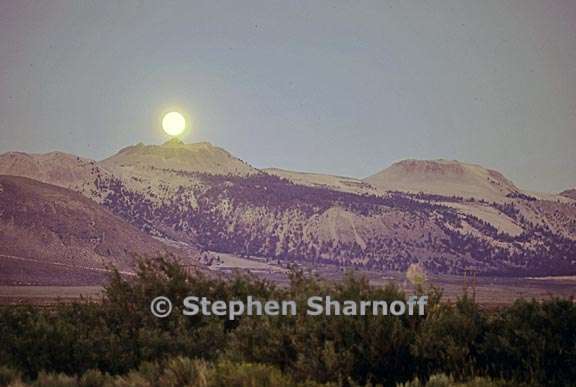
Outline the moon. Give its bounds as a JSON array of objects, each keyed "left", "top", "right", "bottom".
[{"left": 162, "top": 111, "right": 186, "bottom": 136}]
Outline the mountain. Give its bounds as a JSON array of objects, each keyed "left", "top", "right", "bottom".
[
  {"left": 2, "top": 142, "right": 576, "bottom": 277},
  {"left": 92, "top": 140, "right": 262, "bottom": 239},
  {"left": 90, "top": 164, "right": 576, "bottom": 276},
  {"left": 0, "top": 151, "right": 111, "bottom": 199},
  {"left": 0, "top": 175, "right": 187, "bottom": 285},
  {"left": 98, "top": 139, "right": 259, "bottom": 206},
  {"left": 101, "top": 139, "right": 258, "bottom": 177},
  {"left": 365, "top": 159, "right": 521, "bottom": 201}
]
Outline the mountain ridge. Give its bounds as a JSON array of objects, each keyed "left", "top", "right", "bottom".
[
  {"left": 0, "top": 143, "right": 561, "bottom": 198},
  {"left": 365, "top": 158, "right": 521, "bottom": 201},
  {"left": 101, "top": 140, "right": 259, "bottom": 177},
  {"left": 1, "top": 141, "right": 575, "bottom": 277}
]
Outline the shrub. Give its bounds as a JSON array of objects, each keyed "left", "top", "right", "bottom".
[
  {"left": 0, "top": 259, "right": 574, "bottom": 386},
  {"left": 31, "top": 372, "right": 76, "bottom": 387},
  {"left": 397, "top": 373, "right": 512, "bottom": 387},
  {"left": 78, "top": 370, "right": 113, "bottom": 387},
  {"left": 159, "top": 357, "right": 208, "bottom": 387},
  {"left": 0, "top": 366, "right": 21, "bottom": 386}
]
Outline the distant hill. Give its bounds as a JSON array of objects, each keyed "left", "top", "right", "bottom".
[
  {"left": 0, "top": 150, "right": 113, "bottom": 203},
  {"left": 264, "top": 168, "right": 377, "bottom": 195},
  {"left": 0, "top": 151, "right": 100, "bottom": 186},
  {"left": 365, "top": 159, "right": 520, "bottom": 201},
  {"left": 0, "top": 175, "right": 186, "bottom": 285}
]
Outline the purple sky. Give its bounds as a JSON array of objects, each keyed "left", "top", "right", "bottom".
[{"left": 1, "top": 1, "right": 575, "bottom": 192}]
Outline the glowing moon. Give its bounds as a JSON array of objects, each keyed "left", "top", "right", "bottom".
[{"left": 162, "top": 111, "right": 186, "bottom": 136}]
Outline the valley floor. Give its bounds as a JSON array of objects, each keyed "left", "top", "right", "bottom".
[
  {"left": 0, "top": 285, "right": 103, "bottom": 304},
  {"left": 1, "top": 254, "right": 574, "bottom": 306}
]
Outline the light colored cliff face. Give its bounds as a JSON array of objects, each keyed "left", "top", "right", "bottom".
[{"left": 365, "top": 159, "right": 520, "bottom": 201}]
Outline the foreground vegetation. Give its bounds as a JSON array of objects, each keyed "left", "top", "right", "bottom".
[{"left": 0, "top": 259, "right": 574, "bottom": 386}]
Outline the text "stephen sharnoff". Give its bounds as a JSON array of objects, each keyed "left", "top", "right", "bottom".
[{"left": 150, "top": 295, "right": 428, "bottom": 319}]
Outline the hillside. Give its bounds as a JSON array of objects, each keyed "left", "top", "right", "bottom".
[
  {"left": 94, "top": 139, "right": 261, "bottom": 209},
  {"left": 0, "top": 175, "right": 185, "bottom": 285},
  {"left": 0, "top": 151, "right": 111, "bottom": 200},
  {"left": 95, "top": 171, "right": 576, "bottom": 276}
]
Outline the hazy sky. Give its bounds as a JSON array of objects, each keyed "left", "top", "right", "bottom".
[{"left": 1, "top": 1, "right": 575, "bottom": 192}]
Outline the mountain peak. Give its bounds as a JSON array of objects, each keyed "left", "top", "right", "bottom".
[
  {"left": 101, "top": 140, "right": 258, "bottom": 177},
  {"left": 364, "top": 158, "right": 520, "bottom": 200},
  {"left": 162, "top": 138, "right": 185, "bottom": 146},
  {"left": 156, "top": 139, "right": 215, "bottom": 148}
]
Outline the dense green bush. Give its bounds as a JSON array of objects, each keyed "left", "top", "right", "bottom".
[
  {"left": 0, "top": 361, "right": 517, "bottom": 387},
  {"left": 0, "top": 258, "right": 574, "bottom": 386}
]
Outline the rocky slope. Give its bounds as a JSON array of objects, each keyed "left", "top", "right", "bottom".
[{"left": 92, "top": 167, "right": 576, "bottom": 277}]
